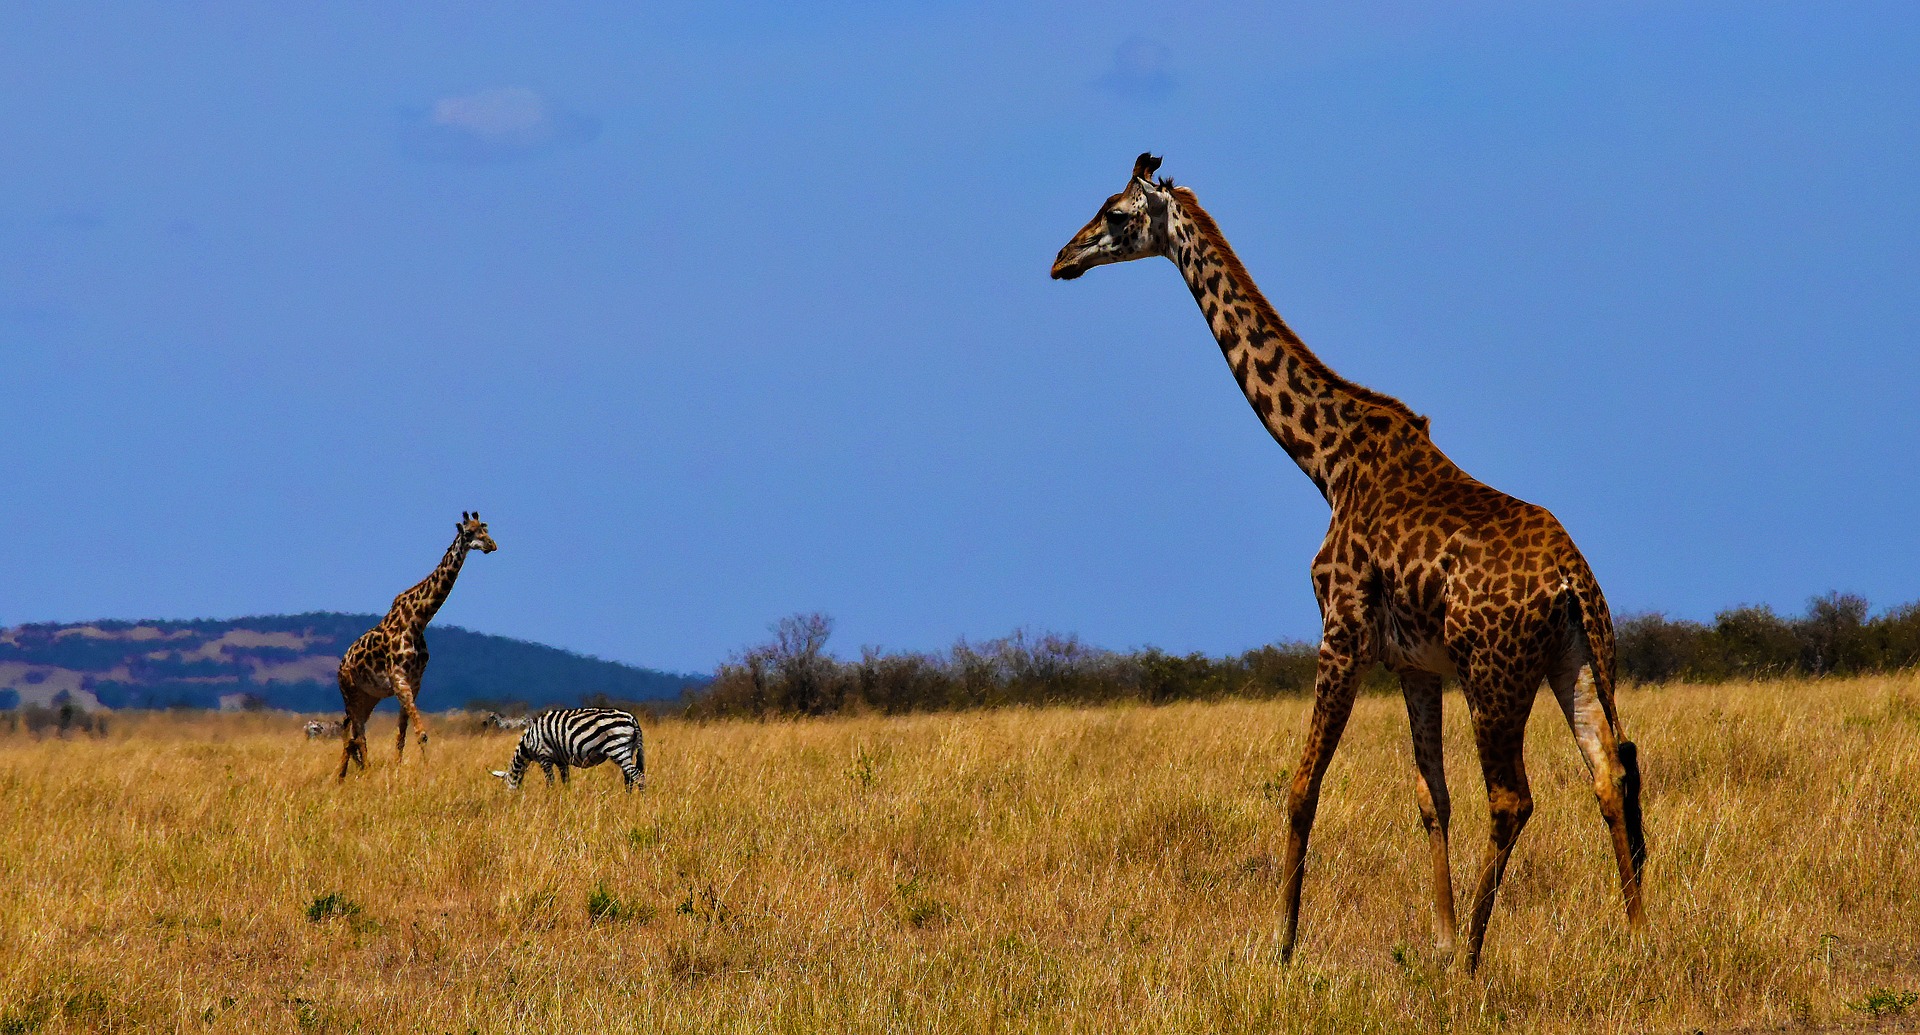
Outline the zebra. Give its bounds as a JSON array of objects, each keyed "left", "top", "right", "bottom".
[
  {"left": 482, "top": 711, "right": 529, "bottom": 732},
  {"left": 304, "top": 719, "right": 345, "bottom": 739},
  {"left": 490, "top": 708, "right": 645, "bottom": 791}
]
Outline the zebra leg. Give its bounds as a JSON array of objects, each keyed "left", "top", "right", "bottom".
[{"left": 620, "top": 739, "right": 646, "bottom": 791}]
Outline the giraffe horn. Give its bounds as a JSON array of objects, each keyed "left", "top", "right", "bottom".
[{"left": 1132, "top": 152, "right": 1163, "bottom": 181}]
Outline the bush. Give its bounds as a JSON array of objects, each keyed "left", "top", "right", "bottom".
[
  {"left": 690, "top": 596, "right": 1920, "bottom": 718},
  {"left": 1615, "top": 594, "right": 1920, "bottom": 685},
  {"left": 304, "top": 893, "right": 361, "bottom": 923},
  {"left": 586, "top": 883, "right": 653, "bottom": 925},
  {"left": 685, "top": 614, "right": 1330, "bottom": 719}
]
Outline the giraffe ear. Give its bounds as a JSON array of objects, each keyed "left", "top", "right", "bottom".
[{"left": 1132, "top": 152, "right": 1163, "bottom": 181}]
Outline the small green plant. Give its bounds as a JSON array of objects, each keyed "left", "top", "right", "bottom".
[
  {"left": 1815, "top": 931, "right": 1840, "bottom": 969},
  {"left": 303, "top": 893, "right": 361, "bottom": 924},
  {"left": 626, "top": 824, "right": 664, "bottom": 849},
  {"left": 893, "top": 876, "right": 946, "bottom": 929},
  {"left": 675, "top": 883, "right": 730, "bottom": 924},
  {"left": 0, "top": 990, "right": 109, "bottom": 1035},
  {"left": 0, "top": 996, "right": 53, "bottom": 1035},
  {"left": 586, "top": 884, "right": 621, "bottom": 922},
  {"left": 1259, "top": 771, "right": 1292, "bottom": 807},
  {"left": 1849, "top": 988, "right": 1918, "bottom": 1016},
  {"left": 199, "top": 996, "right": 236, "bottom": 1025},
  {"left": 586, "top": 883, "right": 655, "bottom": 925},
  {"left": 847, "top": 746, "right": 878, "bottom": 789},
  {"left": 289, "top": 995, "right": 325, "bottom": 1031}
]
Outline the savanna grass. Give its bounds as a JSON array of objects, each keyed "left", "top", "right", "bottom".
[{"left": 0, "top": 676, "right": 1916, "bottom": 1032}]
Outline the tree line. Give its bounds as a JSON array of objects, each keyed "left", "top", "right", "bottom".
[{"left": 684, "top": 593, "right": 1920, "bottom": 719}]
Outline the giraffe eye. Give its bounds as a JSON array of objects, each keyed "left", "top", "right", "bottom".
[{"left": 1105, "top": 210, "right": 1129, "bottom": 228}]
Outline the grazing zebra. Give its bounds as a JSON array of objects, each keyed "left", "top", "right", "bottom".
[
  {"left": 490, "top": 708, "right": 645, "bottom": 791},
  {"left": 304, "top": 719, "right": 345, "bottom": 739}
]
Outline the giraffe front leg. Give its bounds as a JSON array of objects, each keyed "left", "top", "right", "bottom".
[
  {"left": 1277, "top": 636, "right": 1365, "bottom": 963},
  {"left": 1401, "top": 670, "right": 1457, "bottom": 959},
  {"left": 393, "top": 677, "right": 429, "bottom": 764}
]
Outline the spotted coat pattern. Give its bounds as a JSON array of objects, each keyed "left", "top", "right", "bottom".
[
  {"left": 335, "top": 511, "right": 497, "bottom": 780},
  {"left": 1052, "top": 154, "right": 1646, "bottom": 970}
]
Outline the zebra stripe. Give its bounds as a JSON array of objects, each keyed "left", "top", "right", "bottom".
[{"left": 490, "top": 708, "right": 645, "bottom": 791}]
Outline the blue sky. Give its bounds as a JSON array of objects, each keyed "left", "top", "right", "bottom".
[{"left": 3, "top": 2, "right": 1915, "bottom": 673}]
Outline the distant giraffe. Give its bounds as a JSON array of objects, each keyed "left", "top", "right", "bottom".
[
  {"left": 335, "top": 512, "right": 497, "bottom": 780},
  {"left": 1052, "top": 154, "right": 1645, "bottom": 970}
]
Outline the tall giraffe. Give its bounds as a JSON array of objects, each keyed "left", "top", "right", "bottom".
[
  {"left": 335, "top": 511, "right": 497, "bottom": 780},
  {"left": 1052, "top": 154, "right": 1645, "bottom": 970}
]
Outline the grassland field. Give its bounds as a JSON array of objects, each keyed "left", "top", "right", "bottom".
[{"left": 1, "top": 675, "right": 1917, "bottom": 1034}]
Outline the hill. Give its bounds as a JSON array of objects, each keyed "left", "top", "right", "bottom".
[{"left": 0, "top": 613, "right": 705, "bottom": 713}]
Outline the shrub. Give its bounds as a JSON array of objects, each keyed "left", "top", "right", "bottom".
[
  {"left": 686, "top": 596, "right": 1920, "bottom": 718},
  {"left": 304, "top": 893, "right": 361, "bottom": 923},
  {"left": 586, "top": 883, "right": 653, "bottom": 925}
]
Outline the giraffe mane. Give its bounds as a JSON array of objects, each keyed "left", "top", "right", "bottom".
[{"left": 1166, "top": 186, "right": 1428, "bottom": 430}]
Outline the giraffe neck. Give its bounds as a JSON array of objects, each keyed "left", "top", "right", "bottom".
[
  {"left": 1162, "top": 189, "right": 1421, "bottom": 501},
  {"left": 392, "top": 539, "right": 471, "bottom": 629}
]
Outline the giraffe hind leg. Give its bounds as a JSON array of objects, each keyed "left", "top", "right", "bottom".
[
  {"left": 1548, "top": 659, "right": 1648, "bottom": 931},
  {"left": 1462, "top": 715, "right": 1533, "bottom": 973},
  {"left": 336, "top": 690, "right": 375, "bottom": 780},
  {"left": 1459, "top": 663, "right": 1541, "bottom": 973}
]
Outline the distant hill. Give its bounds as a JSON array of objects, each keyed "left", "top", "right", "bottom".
[{"left": 0, "top": 613, "right": 707, "bottom": 713}]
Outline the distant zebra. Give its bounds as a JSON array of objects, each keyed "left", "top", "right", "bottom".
[
  {"left": 482, "top": 711, "right": 529, "bottom": 732},
  {"left": 490, "top": 708, "right": 645, "bottom": 791},
  {"left": 304, "top": 719, "right": 345, "bottom": 739}
]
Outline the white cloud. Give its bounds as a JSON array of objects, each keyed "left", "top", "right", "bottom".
[
  {"left": 400, "top": 87, "right": 600, "bottom": 164},
  {"left": 434, "top": 88, "right": 549, "bottom": 139},
  {"left": 1094, "top": 38, "right": 1179, "bottom": 102}
]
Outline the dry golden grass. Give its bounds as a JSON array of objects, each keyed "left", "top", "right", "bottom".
[{"left": 2, "top": 675, "right": 1917, "bottom": 1033}]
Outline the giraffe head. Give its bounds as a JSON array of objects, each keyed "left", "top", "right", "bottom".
[
  {"left": 1050, "top": 152, "right": 1173, "bottom": 281},
  {"left": 457, "top": 511, "right": 499, "bottom": 554}
]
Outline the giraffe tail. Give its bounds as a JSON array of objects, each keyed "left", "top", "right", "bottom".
[{"left": 1562, "top": 562, "right": 1645, "bottom": 875}]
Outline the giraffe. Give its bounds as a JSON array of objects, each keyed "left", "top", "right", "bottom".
[
  {"left": 1051, "top": 154, "right": 1645, "bottom": 970},
  {"left": 335, "top": 511, "right": 497, "bottom": 780}
]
